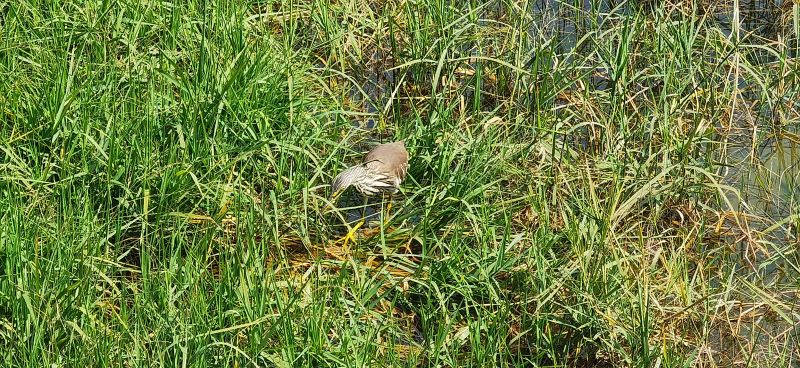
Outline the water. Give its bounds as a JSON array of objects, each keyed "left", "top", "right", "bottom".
[{"left": 724, "top": 137, "right": 800, "bottom": 229}]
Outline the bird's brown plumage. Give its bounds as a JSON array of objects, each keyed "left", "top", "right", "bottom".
[
  {"left": 363, "top": 140, "right": 408, "bottom": 184},
  {"left": 331, "top": 140, "right": 409, "bottom": 197}
]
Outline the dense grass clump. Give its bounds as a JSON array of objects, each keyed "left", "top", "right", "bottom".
[{"left": 1, "top": 0, "right": 798, "bottom": 366}]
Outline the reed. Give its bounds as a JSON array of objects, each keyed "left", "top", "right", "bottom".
[{"left": 0, "top": 0, "right": 798, "bottom": 366}]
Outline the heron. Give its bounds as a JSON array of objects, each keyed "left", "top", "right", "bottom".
[{"left": 329, "top": 140, "right": 409, "bottom": 249}]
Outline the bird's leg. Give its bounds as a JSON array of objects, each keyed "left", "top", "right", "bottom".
[
  {"left": 341, "top": 195, "right": 369, "bottom": 253},
  {"left": 340, "top": 219, "right": 364, "bottom": 254},
  {"left": 384, "top": 195, "right": 393, "bottom": 225},
  {"left": 361, "top": 195, "right": 369, "bottom": 222}
]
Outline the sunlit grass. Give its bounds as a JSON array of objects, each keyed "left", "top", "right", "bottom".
[{"left": 0, "top": 0, "right": 798, "bottom": 366}]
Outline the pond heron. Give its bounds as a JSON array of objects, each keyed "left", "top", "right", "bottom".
[{"left": 329, "top": 140, "right": 409, "bottom": 248}]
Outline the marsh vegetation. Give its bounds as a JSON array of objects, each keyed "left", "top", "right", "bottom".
[{"left": 1, "top": 0, "right": 799, "bottom": 366}]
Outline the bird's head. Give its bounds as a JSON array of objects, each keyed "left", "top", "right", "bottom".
[{"left": 329, "top": 165, "right": 366, "bottom": 201}]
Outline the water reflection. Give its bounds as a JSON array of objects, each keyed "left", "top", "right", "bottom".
[{"left": 724, "top": 136, "right": 799, "bottom": 241}]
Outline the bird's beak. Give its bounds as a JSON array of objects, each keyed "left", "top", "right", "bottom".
[{"left": 324, "top": 189, "right": 341, "bottom": 211}]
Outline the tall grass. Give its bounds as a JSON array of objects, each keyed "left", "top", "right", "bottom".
[{"left": 1, "top": 0, "right": 798, "bottom": 366}]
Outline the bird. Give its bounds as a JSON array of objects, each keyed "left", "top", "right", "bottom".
[
  {"left": 331, "top": 140, "right": 409, "bottom": 198},
  {"left": 329, "top": 140, "right": 409, "bottom": 249}
]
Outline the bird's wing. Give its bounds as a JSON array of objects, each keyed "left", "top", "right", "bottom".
[{"left": 364, "top": 142, "right": 409, "bottom": 180}]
